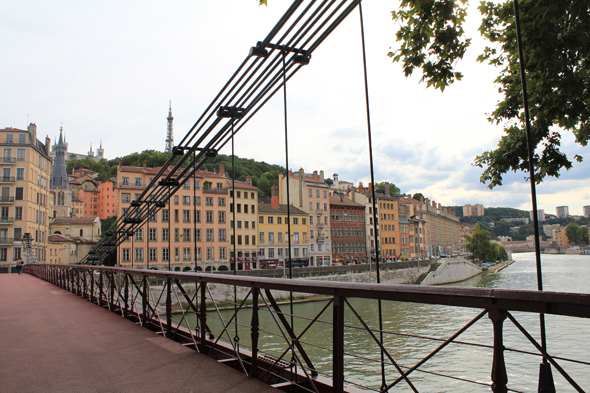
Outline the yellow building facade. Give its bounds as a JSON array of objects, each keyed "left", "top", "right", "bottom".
[{"left": 0, "top": 124, "right": 52, "bottom": 267}]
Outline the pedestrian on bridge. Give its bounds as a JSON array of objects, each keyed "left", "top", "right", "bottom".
[{"left": 16, "top": 258, "right": 24, "bottom": 275}]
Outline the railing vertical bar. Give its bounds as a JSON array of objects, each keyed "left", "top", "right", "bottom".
[
  {"left": 166, "top": 278, "right": 172, "bottom": 339},
  {"left": 333, "top": 295, "right": 344, "bottom": 393},
  {"left": 200, "top": 282, "right": 208, "bottom": 354},
  {"left": 142, "top": 276, "right": 148, "bottom": 327},
  {"left": 489, "top": 309, "right": 508, "bottom": 393},
  {"left": 124, "top": 274, "right": 129, "bottom": 319},
  {"left": 250, "top": 288, "right": 260, "bottom": 379}
]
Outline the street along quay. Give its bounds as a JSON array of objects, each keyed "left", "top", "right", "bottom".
[
  {"left": 13, "top": 264, "right": 590, "bottom": 392},
  {"left": 0, "top": 273, "right": 279, "bottom": 393}
]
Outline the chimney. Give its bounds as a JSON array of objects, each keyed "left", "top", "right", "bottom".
[
  {"left": 271, "top": 185, "right": 279, "bottom": 209},
  {"left": 358, "top": 182, "right": 364, "bottom": 194},
  {"left": 299, "top": 168, "right": 304, "bottom": 179},
  {"left": 313, "top": 170, "right": 318, "bottom": 180},
  {"left": 320, "top": 170, "right": 324, "bottom": 182},
  {"left": 45, "top": 136, "right": 51, "bottom": 155},
  {"left": 246, "top": 176, "right": 252, "bottom": 185},
  {"left": 143, "top": 161, "right": 147, "bottom": 170},
  {"left": 438, "top": 203, "right": 442, "bottom": 210},
  {"left": 118, "top": 158, "right": 123, "bottom": 170},
  {"left": 368, "top": 183, "right": 373, "bottom": 194},
  {"left": 432, "top": 201, "right": 436, "bottom": 207},
  {"left": 28, "top": 123, "right": 37, "bottom": 144},
  {"left": 219, "top": 164, "right": 225, "bottom": 177},
  {"left": 384, "top": 182, "right": 390, "bottom": 196},
  {"left": 407, "top": 194, "right": 412, "bottom": 199},
  {"left": 425, "top": 198, "right": 430, "bottom": 205}
]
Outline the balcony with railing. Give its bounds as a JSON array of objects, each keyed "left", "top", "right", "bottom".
[
  {"left": 0, "top": 237, "right": 13, "bottom": 244},
  {"left": 0, "top": 196, "right": 14, "bottom": 204},
  {"left": 0, "top": 176, "right": 15, "bottom": 183},
  {"left": 0, "top": 157, "right": 17, "bottom": 164},
  {"left": 0, "top": 217, "right": 14, "bottom": 224},
  {"left": 203, "top": 187, "right": 228, "bottom": 194}
]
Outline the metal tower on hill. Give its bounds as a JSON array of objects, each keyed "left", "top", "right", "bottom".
[{"left": 165, "top": 101, "right": 173, "bottom": 152}]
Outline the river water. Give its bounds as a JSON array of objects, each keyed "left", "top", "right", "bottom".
[{"left": 178, "top": 253, "right": 590, "bottom": 392}]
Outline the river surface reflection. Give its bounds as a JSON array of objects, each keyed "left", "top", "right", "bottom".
[{"left": 177, "top": 253, "right": 590, "bottom": 392}]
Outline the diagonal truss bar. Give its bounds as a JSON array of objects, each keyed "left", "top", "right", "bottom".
[
  {"left": 341, "top": 297, "right": 418, "bottom": 392},
  {"left": 506, "top": 312, "right": 585, "bottom": 392},
  {"left": 79, "top": 0, "right": 362, "bottom": 265}
]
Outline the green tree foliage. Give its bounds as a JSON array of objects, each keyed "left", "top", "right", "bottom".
[
  {"left": 390, "top": 0, "right": 470, "bottom": 91},
  {"left": 375, "top": 182, "right": 401, "bottom": 196},
  {"left": 390, "top": 0, "right": 589, "bottom": 187},
  {"left": 324, "top": 178, "right": 334, "bottom": 186},
  {"left": 464, "top": 225, "right": 507, "bottom": 262},
  {"left": 412, "top": 192, "right": 424, "bottom": 201},
  {"left": 100, "top": 216, "right": 118, "bottom": 238},
  {"left": 485, "top": 207, "right": 529, "bottom": 219},
  {"left": 565, "top": 223, "right": 589, "bottom": 245}
]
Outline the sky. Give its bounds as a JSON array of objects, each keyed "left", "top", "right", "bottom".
[{"left": 2, "top": 0, "right": 589, "bottom": 216}]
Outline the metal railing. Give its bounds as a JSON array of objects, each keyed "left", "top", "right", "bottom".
[{"left": 24, "top": 264, "right": 590, "bottom": 392}]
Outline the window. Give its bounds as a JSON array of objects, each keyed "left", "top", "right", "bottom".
[
  {"left": 162, "top": 228, "right": 169, "bottom": 241},
  {"left": 149, "top": 248, "right": 157, "bottom": 262},
  {"left": 135, "top": 228, "right": 143, "bottom": 241},
  {"left": 219, "top": 229, "right": 226, "bottom": 241},
  {"left": 293, "top": 248, "right": 300, "bottom": 257},
  {"left": 162, "top": 248, "right": 169, "bottom": 261},
  {"left": 267, "top": 216, "right": 274, "bottom": 224},
  {"left": 252, "top": 220, "right": 256, "bottom": 229},
  {"left": 310, "top": 229, "right": 315, "bottom": 239},
  {"left": 276, "top": 217, "right": 282, "bottom": 224},
  {"left": 308, "top": 189, "right": 312, "bottom": 197},
  {"left": 162, "top": 209, "right": 169, "bottom": 222},
  {"left": 17, "top": 148, "right": 25, "bottom": 161},
  {"left": 293, "top": 232, "right": 300, "bottom": 244},
  {"left": 268, "top": 231, "right": 275, "bottom": 244},
  {"left": 194, "top": 210, "right": 201, "bottom": 223},
  {"left": 195, "top": 247, "right": 202, "bottom": 261},
  {"left": 206, "top": 197, "right": 213, "bottom": 206},
  {"left": 195, "top": 228, "right": 201, "bottom": 241},
  {"left": 183, "top": 228, "right": 191, "bottom": 242},
  {"left": 16, "top": 168, "right": 24, "bottom": 180},
  {"left": 19, "top": 134, "right": 26, "bottom": 143},
  {"left": 14, "top": 207, "right": 22, "bottom": 220},
  {"left": 237, "top": 219, "right": 242, "bottom": 229},
  {"left": 323, "top": 190, "right": 327, "bottom": 198},
  {"left": 206, "top": 229, "right": 213, "bottom": 242},
  {"left": 278, "top": 232, "right": 283, "bottom": 243},
  {"left": 194, "top": 180, "right": 200, "bottom": 190},
  {"left": 194, "top": 196, "right": 201, "bottom": 206},
  {"left": 244, "top": 204, "right": 248, "bottom": 214},
  {"left": 134, "top": 177, "right": 142, "bottom": 187},
  {"left": 15, "top": 187, "right": 23, "bottom": 201},
  {"left": 207, "top": 247, "right": 214, "bottom": 260},
  {"left": 309, "top": 201, "right": 313, "bottom": 211},
  {"left": 122, "top": 193, "right": 130, "bottom": 202},
  {"left": 218, "top": 197, "right": 225, "bottom": 206},
  {"left": 183, "top": 210, "right": 191, "bottom": 223},
  {"left": 182, "top": 196, "right": 190, "bottom": 205},
  {"left": 149, "top": 228, "right": 157, "bottom": 241},
  {"left": 183, "top": 248, "right": 191, "bottom": 261},
  {"left": 324, "top": 203, "right": 328, "bottom": 211},
  {"left": 174, "top": 195, "right": 179, "bottom": 205},
  {"left": 293, "top": 217, "right": 299, "bottom": 225},
  {"left": 206, "top": 211, "right": 213, "bottom": 223},
  {"left": 216, "top": 182, "right": 223, "bottom": 190},
  {"left": 237, "top": 204, "right": 241, "bottom": 213},
  {"left": 135, "top": 248, "right": 143, "bottom": 262},
  {"left": 244, "top": 220, "right": 249, "bottom": 229},
  {"left": 259, "top": 216, "right": 264, "bottom": 224},
  {"left": 174, "top": 209, "right": 179, "bottom": 223},
  {"left": 316, "top": 189, "right": 320, "bottom": 198},
  {"left": 122, "top": 248, "right": 130, "bottom": 262},
  {"left": 309, "top": 216, "right": 314, "bottom": 225},
  {"left": 237, "top": 235, "right": 242, "bottom": 245},
  {"left": 218, "top": 211, "right": 226, "bottom": 224},
  {"left": 183, "top": 182, "right": 190, "bottom": 190},
  {"left": 219, "top": 247, "right": 226, "bottom": 260},
  {"left": 259, "top": 231, "right": 264, "bottom": 243},
  {"left": 268, "top": 248, "right": 275, "bottom": 258}
]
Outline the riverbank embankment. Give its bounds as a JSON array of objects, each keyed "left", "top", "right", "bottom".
[{"left": 421, "top": 258, "right": 482, "bottom": 285}]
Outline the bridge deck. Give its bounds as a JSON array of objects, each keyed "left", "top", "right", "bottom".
[{"left": 0, "top": 273, "right": 278, "bottom": 393}]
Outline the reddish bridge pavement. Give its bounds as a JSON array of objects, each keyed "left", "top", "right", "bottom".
[{"left": 0, "top": 273, "right": 278, "bottom": 393}]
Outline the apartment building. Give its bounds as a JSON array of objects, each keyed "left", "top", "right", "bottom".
[
  {"left": 556, "top": 206, "right": 569, "bottom": 218},
  {"left": 0, "top": 124, "right": 52, "bottom": 265},
  {"left": 377, "top": 193, "right": 401, "bottom": 259},
  {"left": 279, "top": 168, "right": 331, "bottom": 266},
  {"left": 463, "top": 203, "right": 485, "bottom": 217},
  {"left": 116, "top": 162, "right": 245, "bottom": 271},
  {"left": 258, "top": 186, "right": 310, "bottom": 268},
  {"left": 330, "top": 193, "right": 366, "bottom": 264},
  {"left": 97, "top": 180, "right": 117, "bottom": 219},
  {"left": 228, "top": 174, "right": 259, "bottom": 269}
]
